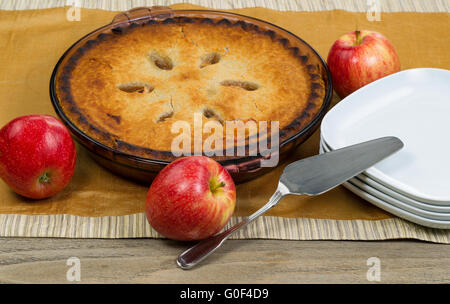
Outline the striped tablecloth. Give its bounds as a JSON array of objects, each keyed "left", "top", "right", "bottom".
[{"left": 0, "top": 0, "right": 448, "bottom": 12}]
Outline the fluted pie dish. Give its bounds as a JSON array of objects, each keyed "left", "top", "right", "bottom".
[{"left": 50, "top": 7, "right": 332, "bottom": 183}]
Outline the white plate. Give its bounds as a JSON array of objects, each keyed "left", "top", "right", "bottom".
[
  {"left": 343, "top": 180, "right": 450, "bottom": 229},
  {"left": 321, "top": 68, "right": 450, "bottom": 204},
  {"left": 350, "top": 177, "right": 450, "bottom": 220},
  {"left": 321, "top": 136, "right": 450, "bottom": 213},
  {"left": 320, "top": 139, "right": 450, "bottom": 229}
]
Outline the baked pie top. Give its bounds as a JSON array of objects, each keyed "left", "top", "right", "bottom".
[{"left": 55, "top": 17, "right": 326, "bottom": 161}]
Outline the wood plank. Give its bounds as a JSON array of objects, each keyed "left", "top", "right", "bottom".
[{"left": 0, "top": 238, "right": 448, "bottom": 283}]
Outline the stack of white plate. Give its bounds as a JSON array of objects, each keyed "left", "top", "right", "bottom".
[{"left": 320, "top": 68, "right": 450, "bottom": 229}]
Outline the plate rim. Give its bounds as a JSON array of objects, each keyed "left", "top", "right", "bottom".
[
  {"left": 321, "top": 68, "right": 450, "bottom": 203},
  {"left": 343, "top": 179, "right": 450, "bottom": 229},
  {"left": 320, "top": 136, "right": 450, "bottom": 212},
  {"left": 350, "top": 176, "right": 450, "bottom": 220}
]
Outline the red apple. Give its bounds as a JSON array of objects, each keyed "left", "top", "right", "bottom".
[
  {"left": 145, "top": 156, "right": 236, "bottom": 241},
  {"left": 327, "top": 30, "right": 401, "bottom": 98},
  {"left": 0, "top": 115, "right": 76, "bottom": 199}
]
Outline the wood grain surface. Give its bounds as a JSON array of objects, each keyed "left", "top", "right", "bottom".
[{"left": 0, "top": 238, "right": 448, "bottom": 284}]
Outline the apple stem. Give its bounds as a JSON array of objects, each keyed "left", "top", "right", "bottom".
[
  {"left": 210, "top": 178, "right": 225, "bottom": 194},
  {"left": 39, "top": 172, "right": 51, "bottom": 184},
  {"left": 355, "top": 30, "right": 362, "bottom": 45}
]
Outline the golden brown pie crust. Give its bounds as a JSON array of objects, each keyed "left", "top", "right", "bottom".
[{"left": 55, "top": 17, "right": 326, "bottom": 161}]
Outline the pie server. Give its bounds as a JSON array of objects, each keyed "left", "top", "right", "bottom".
[{"left": 177, "top": 136, "right": 404, "bottom": 269}]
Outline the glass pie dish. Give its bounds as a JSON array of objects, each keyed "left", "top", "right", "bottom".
[{"left": 49, "top": 6, "right": 332, "bottom": 183}]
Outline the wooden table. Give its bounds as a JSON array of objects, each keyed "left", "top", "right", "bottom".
[{"left": 0, "top": 238, "right": 448, "bottom": 283}]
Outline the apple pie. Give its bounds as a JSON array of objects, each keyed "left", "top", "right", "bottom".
[{"left": 54, "top": 12, "right": 328, "bottom": 163}]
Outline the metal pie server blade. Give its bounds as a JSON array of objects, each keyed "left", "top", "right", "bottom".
[{"left": 177, "top": 136, "right": 404, "bottom": 269}]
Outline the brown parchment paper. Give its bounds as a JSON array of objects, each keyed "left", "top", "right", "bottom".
[{"left": 0, "top": 4, "right": 448, "bottom": 220}]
